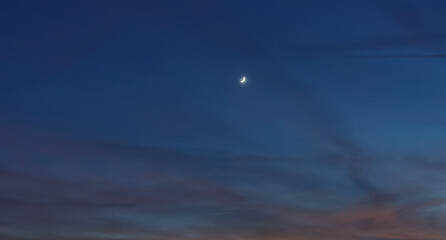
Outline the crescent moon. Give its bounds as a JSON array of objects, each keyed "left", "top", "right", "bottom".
[{"left": 240, "top": 76, "right": 247, "bottom": 84}]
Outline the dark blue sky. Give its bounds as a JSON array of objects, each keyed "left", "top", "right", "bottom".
[{"left": 1, "top": 1, "right": 446, "bottom": 239}]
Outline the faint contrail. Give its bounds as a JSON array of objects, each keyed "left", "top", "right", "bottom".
[{"left": 342, "top": 54, "right": 446, "bottom": 59}]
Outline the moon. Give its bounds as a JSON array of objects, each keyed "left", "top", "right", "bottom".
[{"left": 240, "top": 76, "right": 247, "bottom": 84}]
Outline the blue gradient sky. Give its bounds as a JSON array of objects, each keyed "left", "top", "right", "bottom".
[{"left": 1, "top": 1, "right": 446, "bottom": 239}]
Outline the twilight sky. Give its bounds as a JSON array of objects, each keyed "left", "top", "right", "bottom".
[{"left": 1, "top": 1, "right": 446, "bottom": 239}]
